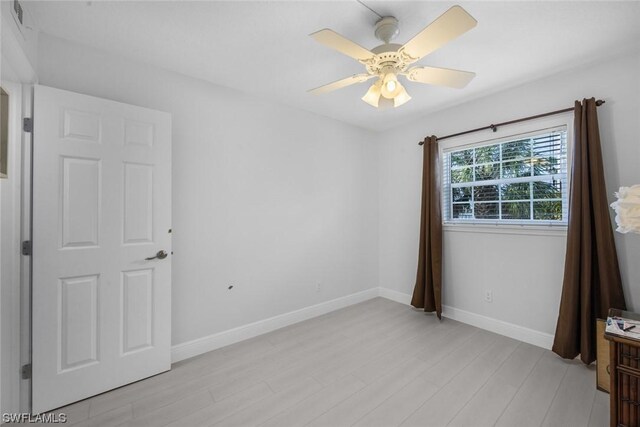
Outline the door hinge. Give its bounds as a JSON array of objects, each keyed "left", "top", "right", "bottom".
[
  {"left": 21, "top": 240, "right": 32, "bottom": 256},
  {"left": 21, "top": 364, "right": 31, "bottom": 380},
  {"left": 23, "top": 117, "right": 33, "bottom": 133}
]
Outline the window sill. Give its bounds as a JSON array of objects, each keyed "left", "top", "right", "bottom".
[{"left": 443, "top": 223, "right": 567, "bottom": 237}]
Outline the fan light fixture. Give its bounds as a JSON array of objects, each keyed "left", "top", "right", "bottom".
[
  {"left": 385, "top": 80, "right": 396, "bottom": 93},
  {"left": 308, "top": 6, "right": 478, "bottom": 109},
  {"left": 393, "top": 85, "right": 412, "bottom": 107},
  {"left": 362, "top": 81, "right": 382, "bottom": 107},
  {"left": 381, "top": 72, "right": 401, "bottom": 99},
  {"left": 362, "top": 75, "right": 412, "bottom": 108}
]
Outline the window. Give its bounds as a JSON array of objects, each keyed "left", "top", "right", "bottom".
[{"left": 442, "top": 127, "right": 568, "bottom": 225}]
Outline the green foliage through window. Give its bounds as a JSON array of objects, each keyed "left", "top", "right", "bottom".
[{"left": 444, "top": 129, "right": 567, "bottom": 224}]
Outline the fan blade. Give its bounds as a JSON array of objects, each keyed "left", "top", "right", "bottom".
[
  {"left": 399, "top": 6, "right": 477, "bottom": 63},
  {"left": 405, "top": 66, "right": 475, "bottom": 89},
  {"left": 307, "top": 74, "right": 375, "bottom": 95},
  {"left": 310, "top": 29, "right": 375, "bottom": 62},
  {"left": 309, "top": 74, "right": 374, "bottom": 95}
]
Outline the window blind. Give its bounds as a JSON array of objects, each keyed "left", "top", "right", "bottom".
[{"left": 442, "top": 127, "right": 568, "bottom": 225}]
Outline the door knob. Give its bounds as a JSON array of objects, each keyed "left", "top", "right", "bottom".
[{"left": 146, "top": 250, "right": 168, "bottom": 260}]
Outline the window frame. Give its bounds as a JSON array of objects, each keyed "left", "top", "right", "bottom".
[{"left": 439, "top": 113, "right": 573, "bottom": 233}]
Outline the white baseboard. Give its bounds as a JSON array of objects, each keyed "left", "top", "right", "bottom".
[
  {"left": 377, "top": 287, "right": 554, "bottom": 350},
  {"left": 441, "top": 304, "right": 554, "bottom": 349},
  {"left": 172, "top": 286, "right": 554, "bottom": 363},
  {"left": 171, "top": 288, "right": 379, "bottom": 363},
  {"left": 378, "top": 287, "right": 413, "bottom": 305}
]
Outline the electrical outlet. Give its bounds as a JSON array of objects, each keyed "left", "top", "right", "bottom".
[
  {"left": 316, "top": 282, "right": 321, "bottom": 293},
  {"left": 484, "top": 289, "right": 493, "bottom": 303}
]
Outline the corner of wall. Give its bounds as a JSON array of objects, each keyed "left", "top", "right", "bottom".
[{"left": 378, "top": 287, "right": 554, "bottom": 350}]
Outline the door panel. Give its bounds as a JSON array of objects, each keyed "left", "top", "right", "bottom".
[
  {"left": 59, "top": 274, "right": 99, "bottom": 371},
  {"left": 32, "top": 85, "right": 172, "bottom": 413},
  {"left": 62, "top": 109, "right": 101, "bottom": 142},
  {"left": 124, "top": 120, "right": 154, "bottom": 147},
  {"left": 121, "top": 268, "right": 154, "bottom": 354},
  {"left": 123, "top": 162, "right": 153, "bottom": 244},
  {"left": 61, "top": 156, "right": 101, "bottom": 248}
]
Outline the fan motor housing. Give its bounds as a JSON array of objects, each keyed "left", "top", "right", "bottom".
[{"left": 365, "top": 43, "right": 410, "bottom": 76}]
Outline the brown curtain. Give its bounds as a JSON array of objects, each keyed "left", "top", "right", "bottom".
[
  {"left": 552, "top": 98, "right": 626, "bottom": 364},
  {"left": 411, "top": 136, "right": 443, "bottom": 319}
]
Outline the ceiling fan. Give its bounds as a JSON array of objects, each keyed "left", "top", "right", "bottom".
[{"left": 308, "top": 5, "right": 477, "bottom": 108}]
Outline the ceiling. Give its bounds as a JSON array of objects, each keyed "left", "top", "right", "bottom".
[{"left": 28, "top": 1, "right": 640, "bottom": 131}]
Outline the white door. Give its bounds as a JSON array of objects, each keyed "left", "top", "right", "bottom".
[{"left": 31, "top": 85, "right": 172, "bottom": 413}]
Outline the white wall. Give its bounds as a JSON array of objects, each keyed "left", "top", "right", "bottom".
[
  {"left": 378, "top": 49, "right": 640, "bottom": 338},
  {"left": 0, "top": 1, "right": 38, "bottom": 82},
  {"left": 36, "top": 34, "right": 379, "bottom": 346}
]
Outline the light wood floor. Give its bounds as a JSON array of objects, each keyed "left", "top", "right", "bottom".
[{"left": 44, "top": 298, "right": 608, "bottom": 427}]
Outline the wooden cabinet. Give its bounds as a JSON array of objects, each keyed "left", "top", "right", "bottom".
[
  {"left": 599, "top": 318, "right": 611, "bottom": 392},
  {"left": 605, "top": 309, "right": 640, "bottom": 427}
]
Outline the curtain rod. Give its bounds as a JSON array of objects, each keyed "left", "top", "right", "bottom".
[{"left": 418, "top": 99, "right": 606, "bottom": 145}]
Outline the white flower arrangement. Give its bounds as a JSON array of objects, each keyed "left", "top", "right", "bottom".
[{"left": 611, "top": 185, "right": 640, "bottom": 234}]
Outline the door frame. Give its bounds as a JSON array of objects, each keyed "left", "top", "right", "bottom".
[
  {"left": 20, "top": 82, "right": 33, "bottom": 414},
  {"left": 0, "top": 79, "right": 32, "bottom": 415}
]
